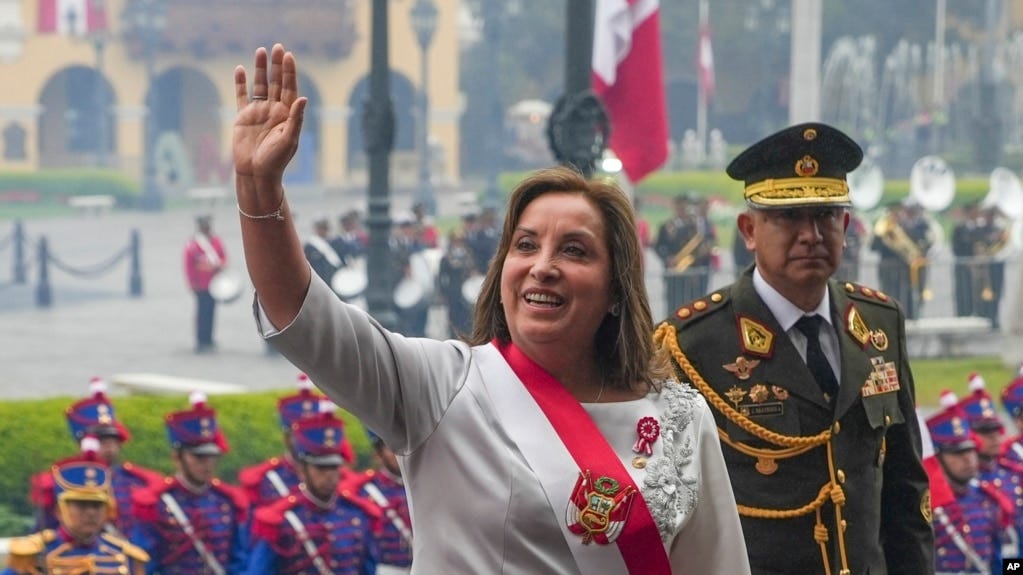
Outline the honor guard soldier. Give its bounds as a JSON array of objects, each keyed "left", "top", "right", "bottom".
[
  {"left": 926, "top": 393, "right": 1007, "bottom": 575},
  {"left": 3, "top": 436, "right": 150, "bottom": 575},
  {"left": 346, "top": 431, "right": 412, "bottom": 574},
  {"left": 950, "top": 380, "right": 1020, "bottom": 557},
  {"left": 30, "top": 377, "right": 162, "bottom": 536},
  {"left": 132, "top": 391, "right": 249, "bottom": 575},
  {"left": 239, "top": 374, "right": 354, "bottom": 511},
  {"left": 247, "top": 404, "right": 379, "bottom": 575},
  {"left": 655, "top": 123, "right": 934, "bottom": 574},
  {"left": 999, "top": 366, "right": 1023, "bottom": 470}
]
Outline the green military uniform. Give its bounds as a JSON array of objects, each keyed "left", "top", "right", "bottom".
[{"left": 656, "top": 123, "right": 934, "bottom": 574}]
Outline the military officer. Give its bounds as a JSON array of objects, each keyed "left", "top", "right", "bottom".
[
  {"left": 655, "top": 123, "right": 934, "bottom": 574},
  {"left": 4, "top": 436, "right": 150, "bottom": 575},
  {"left": 239, "top": 373, "right": 354, "bottom": 512},
  {"left": 30, "top": 376, "right": 162, "bottom": 536},
  {"left": 247, "top": 405, "right": 379, "bottom": 575},
  {"left": 131, "top": 392, "right": 250, "bottom": 575},
  {"left": 926, "top": 394, "right": 1006, "bottom": 575}
]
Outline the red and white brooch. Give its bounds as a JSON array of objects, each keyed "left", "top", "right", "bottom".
[{"left": 632, "top": 416, "right": 661, "bottom": 456}]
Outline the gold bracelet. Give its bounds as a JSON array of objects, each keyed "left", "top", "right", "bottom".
[{"left": 238, "top": 196, "right": 285, "bottom": 221}]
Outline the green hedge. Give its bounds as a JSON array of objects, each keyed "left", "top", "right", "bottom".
[
  {"left": 0, "top": 170, "right": 140, "bottom": 206},
  {"left": 0, "top": 391, "right": 373, "bottom": 529}
]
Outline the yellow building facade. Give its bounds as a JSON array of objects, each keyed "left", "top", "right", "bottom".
[{"left": 0, "top": 0, "right": 461, "bottom": 196}]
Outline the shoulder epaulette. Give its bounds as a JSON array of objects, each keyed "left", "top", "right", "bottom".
[
  {"left": 840, "top": 281, "right": 898, "bottom": 309},
  {"left": 339, "top": 469, "right": 376, "bottom": 493},
  {"left": 121, "top": 461, "right": 164, "bottom": 487},
  {"left": 7, "top": 530, "right": 56, "bottom": 572},
  {"left": 252, "top": 494, "right": 302, "bottom": 543},
  {"left": 338, "top": 482, "right": 383, "bottom": 521},
  {"left": 210, "top": 478, "right": 251, "bottom": 523},
  {"left": 8, "top": 529, "right": 55, "bottom": 556},
  {"left": 665, "top": 288, "right": 732, "bottom": 329},
  {"left": 100, "top": 533, "right": 151, "bottom": 563},
  {"left": 238, "top": 457, "right": 284, "bottom": 489}
]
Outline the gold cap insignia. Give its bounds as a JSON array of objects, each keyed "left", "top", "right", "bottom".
[
  {"left": 803, "top": 128, "right": 817, "bottom": 141},
  {"left": 738, "top": 316, "right": 774, "bottom": 357},
  {"left": 795, "top": 155, "right": 820, "bottom": 177}
]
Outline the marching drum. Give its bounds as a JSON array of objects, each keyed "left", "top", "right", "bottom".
[
  {"left": 331, "top": 258, "right": 368, "bottom": 300},
  {"left": 461, "top": 274, "right": 485, "bottom": 304},
  {"left": 209, "top": 270, "right": 244, "bottom": 304},
  {"left": 394, "top": 277, "right": 426, "bottom": 310}
]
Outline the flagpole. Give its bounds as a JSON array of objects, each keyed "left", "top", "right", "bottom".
[{"left": 696, "top": 0, "right": 708, "bottom": 165}]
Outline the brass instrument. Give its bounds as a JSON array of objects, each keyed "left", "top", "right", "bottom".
[
  {"left": 873, "top": 211, "right": 927, "bottom": 290},
  {"left": 670, "top": 231, "right": 705, "bottom": 273}
]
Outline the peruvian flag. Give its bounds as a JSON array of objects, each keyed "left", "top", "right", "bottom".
[
  {"left": 38, "top": 0, "right": 108, "bottom": 35},
  {"left": 697, "top": 3, "right": 715, "bottom": 101},
  {"left": 592, "top": 0, "right": 669, "bottom": 184}
]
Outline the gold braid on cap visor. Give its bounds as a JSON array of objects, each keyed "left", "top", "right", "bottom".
[{"left": 744, "top": 177, "right": 851, "bottom": 207}]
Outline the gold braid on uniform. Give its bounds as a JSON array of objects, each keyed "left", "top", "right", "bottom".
[{"left": 655, "top": 323, "right": 852, "bottom": 575}]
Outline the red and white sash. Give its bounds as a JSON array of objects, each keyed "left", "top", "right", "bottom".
[{"left": 476, "top": 341, "right": 671, "bottom": 575}]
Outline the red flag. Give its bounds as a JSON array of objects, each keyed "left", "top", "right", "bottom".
[
  {"left": 697, "top": 10, "right": 715, "bottom": 101},
  {"left": 592, "top": 0, "right": 668, "bottom": 184},
  {"left": 38, "top": 0, "right": 107, "bottom": 35}
]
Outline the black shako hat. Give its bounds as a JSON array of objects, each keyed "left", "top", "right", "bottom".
[{"left": 726, "top": 122, "right": 863, "bottom": 209}]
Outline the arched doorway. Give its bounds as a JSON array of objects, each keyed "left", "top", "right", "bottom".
[
  {"left": 37, "top": 66, "right": 116, "bottom": 168},
  {"left": 145, "top": 67, "right": 224, "bottom": 196},
  {"left": 346, "top": 71, "right": 416, "bottom": 173}
]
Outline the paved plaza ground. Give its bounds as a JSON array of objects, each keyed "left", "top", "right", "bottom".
[{"left": 1, "top": 189, "right": 1019, "bottom": 401}]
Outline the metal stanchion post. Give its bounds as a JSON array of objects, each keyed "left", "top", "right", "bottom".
[
  {"left": 36, "top": 236, "right": 51, "bottom": 308},
  {"left": 129, "top": 229, "right": 143, "bottom": 297}
]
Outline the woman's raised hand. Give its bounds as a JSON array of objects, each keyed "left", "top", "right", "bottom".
[{"left": 233, "top": 43, "right": 306, "bottom": 184}]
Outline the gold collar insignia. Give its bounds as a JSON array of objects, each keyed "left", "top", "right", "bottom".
[
  {"left": 845, "top": 304, "right": 870, "bottom": 348},
  {"left": 738, "top": 316, "right": 774, "bottom": 358}
]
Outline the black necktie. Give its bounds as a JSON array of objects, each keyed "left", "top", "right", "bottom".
[{"left": 795, "top": 315, "right": 839, "bottom": 400}]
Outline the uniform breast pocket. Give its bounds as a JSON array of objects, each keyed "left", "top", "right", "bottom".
[{"left": 861, "top": 393, "right": 905, "bottom": 467}]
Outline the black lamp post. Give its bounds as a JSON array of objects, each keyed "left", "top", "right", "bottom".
[
  {"left": 410, "top": 0, "right": 438, "bottom": 216},
  {"left": 363, "top": 0, "right": 399, "bottom": 330},
  {"left": 70, "top": 0, "right": 110, "bottom": 167},
  {"left": 481, "top": 0, "right": 503, "bottom": 209},
  {"left": 546, "top": 0, "right": 607, "bottom": 178},
  {"left": 122, "top": 0, "right": 167, "bottom": 212}
]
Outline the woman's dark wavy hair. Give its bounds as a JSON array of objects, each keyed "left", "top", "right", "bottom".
[{"left": 467, "top": 165, "right": 671, "bottom": 390}]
